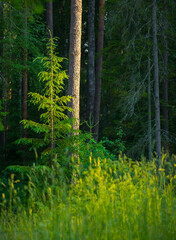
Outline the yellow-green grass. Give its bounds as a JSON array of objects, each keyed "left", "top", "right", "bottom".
[{"left": 0, "top": 155, "right": 176, "bottom": 240}]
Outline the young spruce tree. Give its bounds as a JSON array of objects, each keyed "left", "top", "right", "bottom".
[{"left": 17, "top": 35, "right": 72, "bottom": 165}]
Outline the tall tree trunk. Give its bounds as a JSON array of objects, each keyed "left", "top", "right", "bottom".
[
  {"left": 19, "top": 73, "right": 22, "bottom": 139},
  {"left": 46, "top": 1, "right": 54, "bottom": 163},
  {"left": 0, "top": 2, "right": 4, "bottom": 160},
  {"left": 152, "top": 0, "right": 161, "bottom": 161},
  {"left": 148, "top": 57, "right": 152, "bottom": 162},
  {"left": 68, "top": 0, "right": 82, "bottom": 132},
  {"left": 93, "top": 0, "right": 105, "bottom": 141},
  {"left": 162, "top": 0, "right": 169, "bottom": 151},
  {"left": 22, "top": 0, "right": 28, "bottom": 164},
  {"left": 22, "top": 0, "right": 28, "bottom": 133},
  {"left": 87, "top": 0, "right": 95, "bottom": 124},
  {"left": 46, "top": 1, "right": 53, "bottom": 37},
  {"left": 2, "top": 3, "right": 9, "bottom": 161}
]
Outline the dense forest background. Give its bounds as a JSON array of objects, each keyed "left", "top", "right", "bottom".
[
  {"left": 0, "top": 1, "right": 176, "bottom": 239},
  {"left": 0, "top": 0, "right": 176, "bottom": 170}
]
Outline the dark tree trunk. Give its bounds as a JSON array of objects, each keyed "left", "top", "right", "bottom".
[
  {"left": 152, "top": 0, "right": 161, "bottom": 161},
  {"left": 148, "top": 57, "right": 152, "bottom": 162},
  {"left": 46, "top": 1, "right": 53, "bottom": 37},
  {"left": 162, "top": 0, "right": 169, "bottom": 151},
  {"left": 93, "top": 0, "right": 105, "bottom": 141},
  {"left": 68, "top": 0, "right": 82, "bottom": 132},
  {"left": 22, "top": 0, "right": 28, "bottom": 133},
  {"left": 22, "top": 0, "right": 28, "bottom": 164},
  {"left": 46, "top": 1, "right": 54, "bottom": 163},
  {"left": 0, "top": 2, "right": 4, "bottom": 160},
  {"left": 87, "top": 0, "right": 95, "bottom": 124},
  {"left": 2, "top": 3, "right": 9, "bottom": 161}
]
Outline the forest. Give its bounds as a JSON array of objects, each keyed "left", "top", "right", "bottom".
[{"left": 0, "top": 0, "right": 176, "bottom": 239}]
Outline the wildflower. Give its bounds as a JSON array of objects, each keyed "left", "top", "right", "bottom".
[
  {"left": 11, "top": 174, "right": 14, "bottom": 180},
  {"left": 48, "top": 187, "right": 52, "bottom": 194},
  {"left": 158, "top": 168, "right": 165, "bottom": 172},
  {"left": 2, "top": 193, "right": 5, "bottom": 199},
  {"left": 15, "top": 180, "right": 20, "bottom": 183},
  {"left": 97, "top": 158, "right": 100, "bottom": 166},
  {"left": 89, "top": 155, "right": 92, "bottom": 164},
  {"left": 29, "top": 209, "right": 32, "bottom": 215}
]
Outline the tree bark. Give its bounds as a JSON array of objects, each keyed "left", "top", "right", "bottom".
[
  {"left": 0, "top": 2, "right": 4, "bottom": 159},
  {"left": 2, "top": 3, "right": 9, "bottom": 160},
  {"left": 22, "top": 0, "right": 28, "bottom": 146},
  {"left": 68, "top": 0, "right": 82, "bottom": 132},
  {"left": 93, "top": 0, "right": 105, "bottom": 141},
  {"left": 152, "top": 0, "right": 161, "bottom": 161},
  {"left": 162, "top": 0, "right": 169, "bottom": 151},
  {"left": 46, "top": 1, "right": 53, "bottom": 38},
  {"left": 148, "top": 57, "right": 152, "bottom": 162},
  {"left": 87, "top": 0, "right": 95, "bottom": 123}
]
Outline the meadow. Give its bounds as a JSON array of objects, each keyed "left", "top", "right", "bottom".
[{"left": 0, "top": 154, "right": 176, "bottom": 240}]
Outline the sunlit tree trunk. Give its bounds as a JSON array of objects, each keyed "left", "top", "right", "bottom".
[
  {"left": 68, "top": 0, "right": 82, "bottom": 132},
  {"left": 152, "top": 0, "right": 161, "bottom": 161},
  {"left": 93, "top": 0, "right": 105, "bottom": 141},
  {"left": 87, "top": 0, "right": 95, "bottom": 123}
]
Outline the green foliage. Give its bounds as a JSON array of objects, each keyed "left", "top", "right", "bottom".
[
  {"left": 0, "top": 155, "right": 176, "bottom": 239},
  {"left": 102, "top": 127, "right": 126, "bottom": 156},
  {"left": 0, "top": 100, "right": 7, "bottom": 131},
  {"left": 16, "top": 36, "right": 72, "bottom": 163}
]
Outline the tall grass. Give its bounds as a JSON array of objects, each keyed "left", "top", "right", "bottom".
[{"left": 0, "top": 155, "right": 176, "bottom": 240}]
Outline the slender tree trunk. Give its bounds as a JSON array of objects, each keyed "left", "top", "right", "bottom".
[
  {"left": 0, "top": 2, "right": 4, "bottom": 159},
  {"left": 19, "top": 73, "right": 22, "bottom": 139},
  {"left": 148, "top": 57, "right": 152, "bottom": 162},
  {"left": 152, "top": 0, "right": 161, "bottom": 161},
  {"left": 22, "top": 0, "right": 28, "bottom": 132},
  {"left": 50, "top": 38, "right": 54, "bottom": 165},
  {"left": 162, "top": 0, "right": 169, "bottom": 151},
  {"left": 87, "top": 0, "right": 95, "bottom": 123},
  {"left": 46, "top": 1, "right": 53, "bottom": 37},
  {"left": 2, "top": 4, "right": 9, "bottom": 160},
  {"left": 68, "top": 0, "right": 82, "bottom": 132},
  {"left": 22, "top": 0, "right": 28, "bottom": 164},
  {"left": 93, "top": 0, "right": 105, "bottom": 141},
  {"left": 46, "top": 1, "right": 54, "bottom": 164}
]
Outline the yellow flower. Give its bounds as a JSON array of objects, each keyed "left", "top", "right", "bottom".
[
  {"left": 48, "top": 187, "right": 52, "bottom": 194},
  {"left": 29, "top": 209, "right": 32, "bottom": 215},
  {"left": 89, "top": 155, "right": 92, "bottom": 164},
  {"left": 2, "top": 193, "right": 5, "bottom": 199},
  {"left": 15, "top": 180, "right": 20, "bottom": 183},
  {"left": 158, "top": 168, "right": 165, "bottom": 172},
  {"left": 97, "top": 158, "right": 100, "bottom": 166},
  {"left": 11, "top": 174, "right": 14, "bottom": 180}
]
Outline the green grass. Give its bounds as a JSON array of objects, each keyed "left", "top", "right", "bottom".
[{"left": 0, "top": 155, "right": 176, "bottom": 240}]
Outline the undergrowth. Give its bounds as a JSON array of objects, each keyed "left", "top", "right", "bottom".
[{"left": 0, "top": 154, "right": 176, "bottom": 240}]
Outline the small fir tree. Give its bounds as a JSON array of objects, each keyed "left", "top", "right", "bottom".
[{"left": 17, "top": 36, "right": 72, "bottom": 164}]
